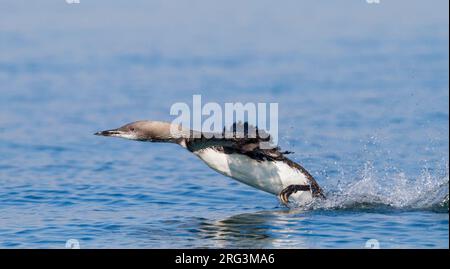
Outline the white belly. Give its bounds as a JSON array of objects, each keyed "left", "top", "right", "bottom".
[{"left": 194, "top": 148, "right": 313, "bottom": 204}]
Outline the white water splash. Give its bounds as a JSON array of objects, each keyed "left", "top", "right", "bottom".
[{"left": 299, "top": 162, "right": 449, "bottom": 211}]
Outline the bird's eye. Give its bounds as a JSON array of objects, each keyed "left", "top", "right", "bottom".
[{"left": 130, "top": 127, "right": 135, "bottom": 131}]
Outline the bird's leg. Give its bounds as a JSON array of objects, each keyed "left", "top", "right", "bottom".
[{"left": 278, "top": 184, "right": 311, "bottom": 205}]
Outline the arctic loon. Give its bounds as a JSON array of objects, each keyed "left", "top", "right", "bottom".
[{"left": 94, "top": 120, "right": 324, "bottom": 206}]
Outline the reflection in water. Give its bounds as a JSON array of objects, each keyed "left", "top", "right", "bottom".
[{"left": 195, "top": 209, "right": 309, "bottom": 248}]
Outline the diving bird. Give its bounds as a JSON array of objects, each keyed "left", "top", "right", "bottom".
[{"left": 94, "top": 121, "right": 324, "bottom": 206}]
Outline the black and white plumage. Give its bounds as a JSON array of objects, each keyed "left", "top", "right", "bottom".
[{"left": 95, "top": 120, "right": 324, "bottom": 206}]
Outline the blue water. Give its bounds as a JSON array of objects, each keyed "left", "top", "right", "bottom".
[{"left": 0, "top": 0, "right": 448, "bottom": 248}]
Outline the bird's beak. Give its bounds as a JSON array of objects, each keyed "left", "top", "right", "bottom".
[{"left": 94, "top": 129, "right": 122, "bottom": 137}]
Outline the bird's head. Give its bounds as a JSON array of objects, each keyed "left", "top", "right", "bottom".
[{"left": 94, "top": 120, "right": 186, "bottom": 143}]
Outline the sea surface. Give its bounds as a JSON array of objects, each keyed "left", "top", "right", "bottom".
[{"left": 0, "top": 0, "right": 448, "bottom": 248}]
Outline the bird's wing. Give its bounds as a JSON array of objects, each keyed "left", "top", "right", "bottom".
[{"left": 185, "top": 122, "right": 291, "bottom": 161}]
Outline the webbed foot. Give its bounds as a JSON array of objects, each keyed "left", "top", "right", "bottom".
[{"left": 278, "top": 184, "right": 311, "bottom": 205}]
